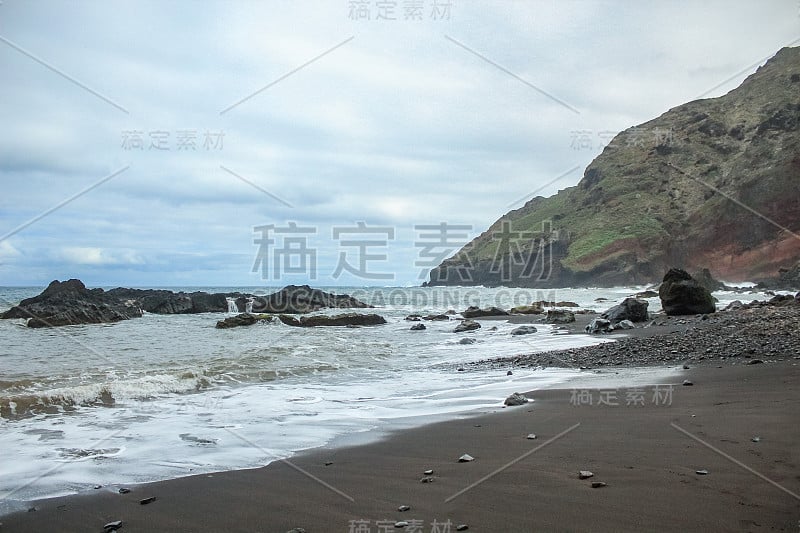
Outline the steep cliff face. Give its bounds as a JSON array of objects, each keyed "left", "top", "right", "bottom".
[{"left": 427, "top": 47, "right": 800, "bottom": 287}]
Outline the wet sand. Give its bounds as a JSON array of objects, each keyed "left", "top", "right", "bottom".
[{"left": 3, "top": 359, "right": 799, "bottom": 532}]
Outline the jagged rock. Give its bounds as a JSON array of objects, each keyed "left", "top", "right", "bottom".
[
  {"left": 252, "top": 285, "right": 372, "bottom": 314},
  {"left": 692, "top": 268, "right": 726, "bottom": 292},
  {"left": 454, "top": 319, "right": 481, "bottom": 333},
  {"left": 462, "top": 306, "right": 508, "bottom": 318},
  {"left": 1, "top": 279, "right": 143, "bottom": 328},
  {"left": 215, "top": 313, "right": 273, "bottom": 329},
  {"left": 410, "top": 323, "right": 427, "bottom": 331},
  {"left": 504, "top": 392, "right": 529, "bottom": 406},
  {"left": 510, "top": 325, "right": 538, "bottom": 335},
  {"left": 278, "top": 313, "right": 386, "bottom": 327},
  {"left": 585, "top": 318, "right": 612, "bottom": 334},
  {"left": 601, "top": 298, "right": 649, "bottom": 323},
  {"left": 659, "top": 269, "right": 716, "bottom": 316},
  {"left": 546, "top": 309, "right": 575, "bottom": 324},
  {"left": 635, "top": 290, "right": 659, "bottom": 298},
  {"left": 510, "top": 304, "right": 544, "bottom": 314}
]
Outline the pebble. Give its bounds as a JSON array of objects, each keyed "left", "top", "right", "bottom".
[
  {"left": 578, "top": 470, "right": 594, "bottom": 479},
  {"left": 507, "top": 370, "right": 513, "bottom": 376},
  {"left": 395, "top": 521, "right": 409, "bottom": 528},
  {"left": 696, "top": 469, "right": 708, "bottom": 475},
  {"left": 93, "top": 485, "right": 102, "bottom": 489},
  {"left": 423, "top": 469, "right": 434, "bottom": 475},
  {"left": 118, "top": 488, "right": 131, "bottom": 494},
  {"left": 324, "top": 461, "right": 334, "bottom": 466},
  {"left": 591, "top": 481, "right": 607, "bottom": 488},
  {"left": 457, "top": 367, "right": 465, "bottom": 372},
  {"left": 682, "top": 380, "right": 694, "bottom": 386},
  {"left": 456, "top": 525, "right": 469, "bottom": 531},
  {"left": 526, "top": 434, "right": 537, "bottom": 440},
  {"left": 286, "top": 529, "right": 306, "bottom": 533},
  {"left": 420, "top": 476, "right": 435, "bottom": 483},
  {"left": 683, "top": 364, "right": 690, "bottom": 369},
  {"left": 139, "top": 496, "right": 157, "bottom": 505},
  {"left": 751, "top": 436, "right": 761, "bottom": 442},
  {"left": 458, "top": 454, "right": 475, "bottom": 462},
  {"left": 398, "top": 505, "right": 411, "bottom": 512},
  {"left": 103, "top": 521, "right": 123, "bottom": 531}
]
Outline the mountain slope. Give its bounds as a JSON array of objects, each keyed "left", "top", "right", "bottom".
[{"left": 427, "top": 47, "right": 800, "bottom": 287}]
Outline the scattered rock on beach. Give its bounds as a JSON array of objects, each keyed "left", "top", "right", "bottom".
[
  {"left": 696, "top": 469, "right": 708, "bottom": 475},
  {"left": 458, "top": 454, "right": 475, "bottom": 462},
  {"left": 458, "top": 337, "right": 477, "bottom": 345},
  {"left": 216, "top": 313, "right": 273, "bottom": 329},
  {"left": 591, "top": 481, "right": 607, "bottom": 488},
  {"left": 510, "top": 325, "right": 538, "bottom": 335},
  {"left": 397, "top": 505, "right": 411, "bottom": 512},
  {"left": 139, "top": 496, "right": 157, "bottom": 505},
  {"left": 118, "top": 488, "right": 130, "bottom": 494},
  {"left": 103, "top": 521, "right": 123, "bottom": 532},
  {"left": 420, "top": 476, "right": 435, "bottom": 483},
  {"left": 526, "top": 433, "right": 537, "bottom": 439},
  {"left": 279, "top": 313, "right": 387, "bottom": 327},
  {"left": 578, "top": 470, "right": 594, "bottom": 479},
  {"left": 394, "top": 522, "right": 409, "bottom": 528},
  {"left": 510, "top": 304, "right": 544, "bottom": 314},
  {"left": 748, "top": 358, "right": 764, "bottom": 364},
  {"left": 601, "top": 298, "right": 649, "bottom": 324},
  {"left": 546, "top": 309, "right": 575, "bottom": 324},
  {"left": 456, "top": 525, "right": 469, "bottom": 531},
  {"left": 614, "top": 319, "right": 635, "bottom": 330},
  {"left": 507, "top": 370, "right": 513, "bottom": 376},
  {"left": 410, "top": 323, "right": 426, "bottom": 331},
  {"left": 454, "top": 319, "right": 481, "bottom": 333},
  {"left": 751, "top": 436, "right": 761, "bottom": 442},
  {"left": 504, "top": 392, "right": 529, "bottom": 406},
  {"left": 683, "top": 380, "right": 694, "bottom": 386},
  {"left": 585, "top": 318, "right": 612, "bottom": 334},
  {"left": 423, "top": 469, "right": 434, "bottom": 475},
  {"left": 286, "top": 529, "right": 306, "bottom": 533}
]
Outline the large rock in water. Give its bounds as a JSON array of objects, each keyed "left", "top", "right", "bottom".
[
  {"left": 105, "top": 288, "right": 232, "bottom": 313},
  {"left": 601, "top": 298, "right": 649, "bottom": 323},
  {"left": 215, "top": 313, "right": 274, "bottom": 329},
  {"left": 253, "top": 285, "right": 372, "bottom": 314},
  {"left": 278, "top": 313, "right": 386, "bottom": 327},
  {"left": 1, "top": 279, "right": 143, "bottom": 327},
  {"left": 659, "top": 268, "right": 716, "bottom": 315}
]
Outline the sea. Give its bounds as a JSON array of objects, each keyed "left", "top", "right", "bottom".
[{"left": 0, "top": 284, "right": 775, "bottom": 515}]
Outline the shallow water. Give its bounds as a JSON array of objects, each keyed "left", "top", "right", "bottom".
[{"left": 0, "top": 284, "right": 777, "bottom": 514}]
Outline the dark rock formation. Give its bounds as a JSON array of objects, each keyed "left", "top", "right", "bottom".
[
  {"left": 1, "top": 279, "right": 142, "bottom": 327},
  {"left": 659, "top": 268, "right": 716, "bottom": 315},
  {"left": 253, "top": 285, "right": 372, "bottom": 314},
  {"left": 426, "top": 47, "right": 800, "bottom": 288},
  {"left": 462, "top": 306, "right": 508, "bottom": 318},
  {"left": 509, "top": 304, "right": 544, "bottom": 314},
  {"left": 585, "top": 318, "right": 612, "bottom": 334},
  {"left": 510, "top": 325, "right": 538, "bottom": 335},
  {"left": 410, "top": 323, "right": 427, "bottom": 331},
  {"left": 600, "top": 298, "right": 649, "bottom": 323},
  {"left": 278, "top": 313, "right": 386, "bottom": 327},
  {"left": 454, "top": 319, "right": 481, "bottom": 333},
  {"left": 215, "top": 313, "right": 274, "bottom": 329},
  {"left": 105, "top": 288, "right": 234, "bottom": 314},
  {"left": 757, "top": 261, "right": 800, "bottom": 290},
  {"left": 545, "top": 309, "right": 575, "bottom": 323}
]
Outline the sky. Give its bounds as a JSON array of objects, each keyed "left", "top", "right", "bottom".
[{"left": 0, "top": 0, "right": 798, "bottom": 287}]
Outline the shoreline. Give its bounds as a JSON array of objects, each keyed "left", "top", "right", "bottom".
[{"left": 3, "top": 303, "right": 800, "bottom": 531}]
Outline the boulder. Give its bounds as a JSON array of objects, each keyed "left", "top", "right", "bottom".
[
  {"left": 510, "top": 326, "right": 538, "bottom": 336},
  {"left": 659, "top": 268, "right": 716, "bottom": 315},
  {"left": 503, "top": 392, "right": 529, "bottom": 406},
  {"left": 601, "top": 298, "right": 648, "bottom": 323},
  {"left": 279, "top": 313, "right": 386, "bottom": 327},
  {"left": 613, "top": 319, "right": 635, "bottom": 330},
  {"left": 1, "top": 279, "right": 142, "bottom": 328},
  {"left": 423, "top": 314, "right": 450, "bottom": 321},
  {"left": 585, "top": 318, "right": 612, "bottom": 334},
  {"left": 545, "top": 309, "right": 575, "bottom": 324},
  {"left": 216, "top": 313, "right": 273, "bottom": 329},
  {"left": 454, "top": 319, "right": 481, "bottom": 333},
  {"left": 410, "top": 323, "right": 427, "bottom": 331},
  {"left": 462, "top": 306, "right": 509, "bottom": 318},
  {"left": 509, "top": 304, "right": 544, "bottom": 314}
]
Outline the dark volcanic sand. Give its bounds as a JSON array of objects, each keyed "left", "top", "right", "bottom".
[{"left": 3, "top": 304, "right": 800, "bottom": 532}]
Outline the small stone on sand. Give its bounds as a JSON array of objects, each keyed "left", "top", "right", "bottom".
[
  {"left": 420, "top": 476, "right": 434, "bottom": 483},
  {"left": 683, "top": 380, "right": 694, "bottom": 386},
  {"left": 751, "top": 436, "right": 761, "bottom": 442},
  {"left": 458, "top": 454, "right": 475, "bottom": 462},
  {"left": 456, "top": 525, "right": 469, "bottom": 531},
  {"left": 578, "top": 470, "right": 594, "bottom": 479},
  {"left": 398, "top": 505, "right": 411, "bottom": 512},
  {"left": 103, "top": 521, "right": 123, "bottom": 531},
  {"left": 139, "top": 496, "right": 157, "bottom": 505},
  {"left": 591, "top": 481, "right": 607, "bottom": 488},
  {"left": 395, "top": 521, "right": 409, "bottom": 528},
  {"left": 696, "top": 469, "right": 708, "bottom": 475},
  {"left": 526, "top": 434, "right": 537, "bottom": 440},
  {"left": 423, "top": 469, "right": 433, "bottom": 475},
  {"left": 118, "top": 488, "right": 130, "bottom": 494}
]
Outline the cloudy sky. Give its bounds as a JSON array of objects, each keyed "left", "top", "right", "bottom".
[{"left": 0, "top": 1, "right": 798, "bottom": 287}]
